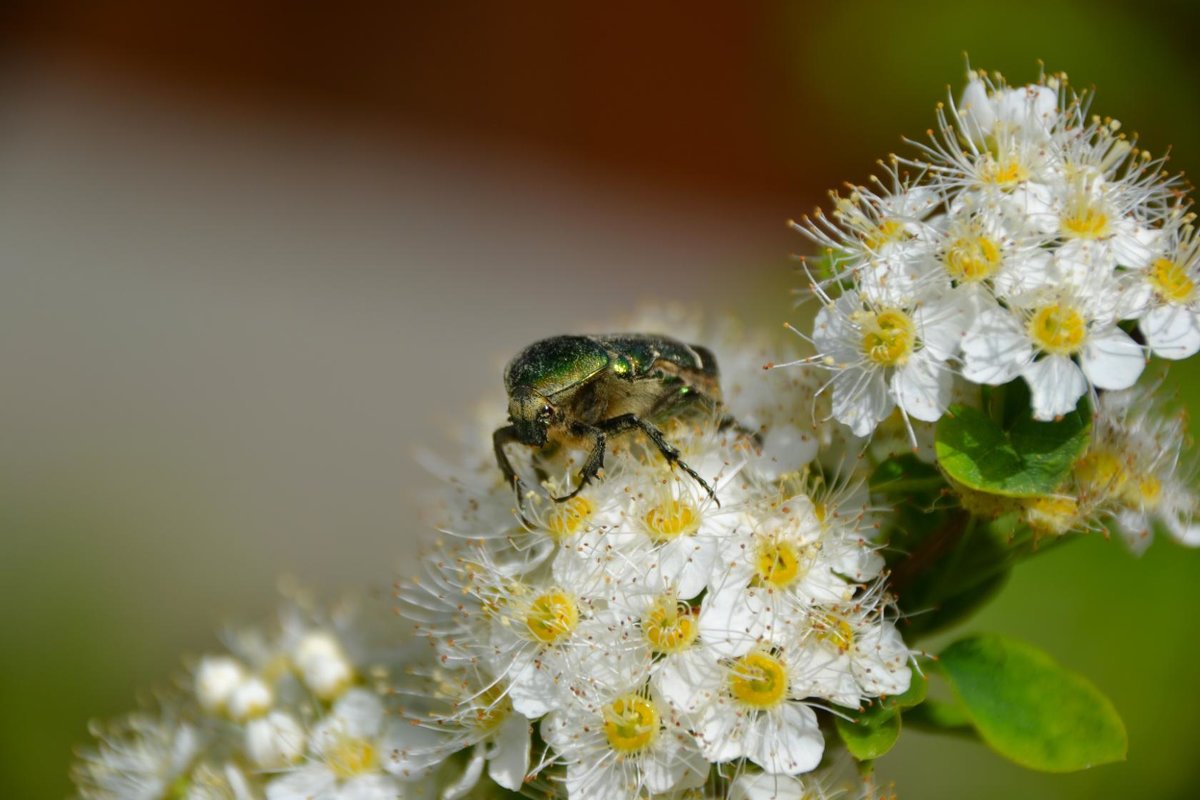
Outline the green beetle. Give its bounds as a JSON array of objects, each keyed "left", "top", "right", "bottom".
[{"left": 494, "top": 333, "right": 753, "bottom": 508}]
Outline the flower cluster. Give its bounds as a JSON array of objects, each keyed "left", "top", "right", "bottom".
[
  {"left": 397, "top": 328, "right": 911, "bottom": 799},
  {"left": 72, "top": 595, "right": 445, "bottom": 800},
  {"left": 1032, "top": 380, "right": 1200, "bottom": 550},
  {"left": 790, "top": 68, "right": 1193, "bottom": 435}
]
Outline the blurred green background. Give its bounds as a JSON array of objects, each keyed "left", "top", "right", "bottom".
[{"left": 2, "top": 1, "right": 1199, "bottom": 797}]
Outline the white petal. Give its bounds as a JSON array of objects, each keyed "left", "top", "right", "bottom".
[
  {"left": 654, "top": 648, "right": 722, "bottom": 716},
  {"left": 266, "top": 766, "right": 337, "bottom": 800},
  {"left": 993, "top": 250, "right": 1053, "bottom": 299},
  {"left": 755, "top": 422, "right": 819, "bottom": 478},
  {"left": 640, "top": 735, "right": 690, "bottom": 793},
  {"left": 961, "top": 309, "right": 1031, "bottom": 384},
  {"left": 1142, "top": 305, "right": 1200, "bottom": 360},
  {"left": 194, "top": 656, "right": 245, "bottom": 714},
  {"left": 440, "top": 747, "right": 485, "bottom": 800},
  {"left": 695, "top": 703, "right": 749, "bottom": 762},
  {"left": 655, "top": 536, "right": 717, "bottom": 600},
  {"left": 914, "top": 294, "right": 969, "bottom": 361},
  {"left": 486, "top": 714, "right": 531, "bottom": 791},
  {"left": 788, "top": 645, "right": 858, "bottom": 707},
  {"left": 381, "top": 720, "right": 446, "bottom": 780},
  {"left": 891, "top": 352, "right": 951, "bottom": 423},
  {"left": 1021, "top": 356, "right": 1088, "bottom": 420},
  {"left": 831, "top": 368, "right": 894, "bottom": 437},
  {"left": 341, "top": 774, "right": 400, "bottom": 800},
  {"left": 1168, "top": 522, "right": 1200, "bottom": 547},
  {"left": 245, "top": 712, "right": 306, "bottom": 770},
  {"left": 1111, "top": 222, "right": 1161, "bottom": 269},
  {"left": 959, "top": 79, "right": 995, "bottom": 138},
  {"left": 505, "top": 653, "right": 559, "bottom": 718},
  {"left": 730, "top": 772, "right": 814, "bottom": 800},
  {"left": 1081, "top": 328, "right": 1146, "bottom": 390},
  {"left": 698, "top": 585, "right": 770, "bottom": 658},
  {"left": 852, "top": 623, "right": 913, "bottom": 698},
  {"left": 1051, "top": 241, "right": 1104, "bottom": 292},
  {"left": 1008, "top": 183, "right": 1057, "bottom": 234},
  {"left": 744, "top": 704, "right": 824, "bottom": 775},
  {"left": 332, "top": 690, "right": 384, "bottom": 739},
  {"left": 813, "top": 294, "right": 863, "bottom": 364}
]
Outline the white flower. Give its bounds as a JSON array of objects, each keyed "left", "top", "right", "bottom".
[
  {"left": 479, "top": 570, "right": 645, "bottom": 718},
  {"left": 961, "top": 284, "right": 1145, "bottom": 419},
  {"left": 181, "top": 762, "right": 257, "bottom": 800},
  {"left": 550, "top": 466, "right": 747, "bottom": 603},
  {"left": 246, "top": 711, "right": 306, "bottom": 770},
  {"left": 793, "top": 166, "right": 941, "bottom": 308},
  {"left": 658, "top": 646, "right": 824, "bottom": 776},
  {"left": 194, "top": 656, "right": 246, "bottom": 715},
  {"left": 699, "top": 493, "right": 882, "bottom": 657},
  {"left": 266, "top": 689, "right": 421, "bottom": 800},
  {"left": 393, "top": 670, "right": 532, "bottom": 797},
  {"left": 957, "top": 73, "right": 1060, "bottom": 145},
  {"left": 542, "top": 690, "right": 707, "bottom": 800},
  {"left": 729, "top": 771, "right": 833, "bottom": 800},
  {"left": 1138, "top": 223, "right": 1200, "bottom": 359},
  {"left": 788, "top": 604, "right": 911, "bottom": 707},
  {"left": 292, "top": 631, "right": 355, "bottom": 701},
  {"left": 904, "top": 71, "right": 1065, "bottom": 203},
  {"left": 794, "top": 287, "right": 967, "bottom": 437},
  {"left": 1077, "top": 385, "right": 1200, "bottom": 551},
  {"left": 73, "top": 715, "right": 200, "bottom": 800},
  {"left": 227, "top": 676, "right": 273, "bottom": 723}
]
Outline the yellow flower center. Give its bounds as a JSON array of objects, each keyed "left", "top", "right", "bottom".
[
  {"left": 754, "top": 536, "right": 810, "bottom": 588},
  {"left": 473, "top": 684, "right": 512, "bottom": 734},
  {"left": 1028, "top": 303, "right": 1087, "bottom": 355},
  {"left": 1074, "top": 450, "right": 1128, "bottom": 497},
  {"left": 980, "top": 153, "right": 1028, "bottom": 187},
  {"left": 728, "top": 651, "right": 789, "bottom": 710},
  {"left": 1060, "top": 202, "right": 1111, "bottom": 239},
  {"left": 602, "top": 694, "right": 659, "bottom": 754},
  {"left": 1149, "top": 258, "right": 1195, "bottom": 304},
  {"left": 944, "top": 234, "right": 1002, "bottom": 282},
  {"left": 810, "top": 612, "right": 856, "bottom": 653},
  {"left": 862, "top": 219, "right": 907, "bottom": 251},
  {"left": 643, "top": 499, "right": 700, "bottom": 541},
  {"left": 642, "top": 596, "right": 698, "bottom": 655},
  {"left": 857, "top": 308, "right": 916, "bottom": 366},
  {"left": 545, "top": 496, "right": 593, "bottom": 541},
  {"left": 325, "top": 733, "right": 378, "bottom": 779},
  {"left": 1129, "top": 475, "right": 1163, "bottom": 509},
  {"left": 1023, "top": 495, "right": 1081, "bottom": 535},
  {"left": 525, "top": 590, "right": 580, "bottom": 645}
]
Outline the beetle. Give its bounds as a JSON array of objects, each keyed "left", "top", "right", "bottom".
[{"left": 493, "top": 333, "right": 754, "bottom": 509}]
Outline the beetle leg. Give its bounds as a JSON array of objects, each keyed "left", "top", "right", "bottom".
[
  {"left": 598, "top": 414, "right": 719, "bottom": 507},
  {"left": 551, "top": 424, "right": 606, "bottom": 502},
  {"left": 493, "top": 425, "right": 532, "bottom": 513}
]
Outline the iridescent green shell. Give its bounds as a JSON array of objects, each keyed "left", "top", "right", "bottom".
[
  {"left": 503, "top": 336, "right": 612, "bottom": 399},
  {"left": 503, "top": 334, "right": 716, "bottom": 400}
]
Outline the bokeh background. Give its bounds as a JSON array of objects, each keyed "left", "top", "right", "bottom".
[{"left": 3, "top": 2, "right": 1200, "bottom": 797}]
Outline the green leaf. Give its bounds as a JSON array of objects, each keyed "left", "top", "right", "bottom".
[
  {"left": 939, "top": 634, "right": 1127, "bottom": 772},
  {"left": 834, "top": 701, "right": 902, "bottom": 760},
  {"left": 934, "top": 398, "right": 1091, "bottom": 497},
  {"left": 904, "top": 696, "right": 975, "bottom": 735}
]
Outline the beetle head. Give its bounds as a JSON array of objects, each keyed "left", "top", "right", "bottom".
[{"left": 509, "top": 386, "right": 557, "bottom": 447}]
